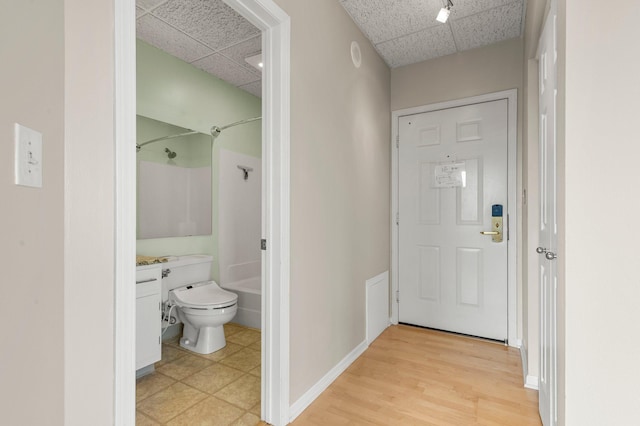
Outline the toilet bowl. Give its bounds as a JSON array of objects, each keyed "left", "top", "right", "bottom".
[{"left": 169, "top": 280, "right": 238, "bottom": 354}]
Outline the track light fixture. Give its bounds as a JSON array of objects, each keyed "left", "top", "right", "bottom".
[{"left": 436, "top": 0, "right": 453, "bottom": 23}]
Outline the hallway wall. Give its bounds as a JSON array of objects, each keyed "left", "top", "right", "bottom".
[
  {"left": 559, "top": 0, "right": 640, "bottom": 423},
  {"left": 0, "top": 1, "right": 65, "bottom": 424},
  {"left": 391, "top": 37, "right": 524, "bottom": 111},
  {"left": 273, "top": 0, "right": 391, "bottom": 405}
]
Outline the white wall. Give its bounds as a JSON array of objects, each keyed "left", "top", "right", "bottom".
[
  {"left": 0, "top": 1, "right": 65, "bottom": 424},
  {"left": 559, "top": 0, "right": 640, "bottom": 423},
  {"left": 273, "top": 0, "right": 391, "bottom": 404}
]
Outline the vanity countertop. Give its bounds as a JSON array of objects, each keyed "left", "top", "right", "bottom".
[{"left": 136, "top": 262, "right": 164, "bottom": 272}]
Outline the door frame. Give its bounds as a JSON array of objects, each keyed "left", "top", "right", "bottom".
[
  {"left": 391, "top": 89, "right": 518, "bottom": 345},
  {"left": 113, "top": 1, "right": 291, "bottom": 425}
]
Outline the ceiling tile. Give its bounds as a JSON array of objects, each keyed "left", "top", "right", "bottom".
[
  {"left": 192, "top": 53, "right": 261, "bottom": 87},
  {"left": 136, "top": 6, "right": 147, "bottom": 18},
  {"left": 449, "top": 0, "right": 517, "bottom": 20},
  {"left": 340, "top": 0, "right": 443, "bottom": 44},
  {"left": 137, "top": 0, "right": 168, "bottom": 10},
  {"left": 375, "top": 24, "right": 457, "bottom": 68},
  {"left": 137, "top": 14, "right": 214, "bottom": 63},
  {"left": 451, "top": 1, "right": 523, "bottom": 51},
  {"left": 238, "top": 81, "right": 262, "bottom": 98},
  {"left": 151, "top": 0, "right": 260, "bottom": 51},
  {"left": 219, "top": 36, "right": 262, "bottom": 68}
]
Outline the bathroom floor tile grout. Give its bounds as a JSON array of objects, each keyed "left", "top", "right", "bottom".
[{"left": 136, "top": 322, "right": 261, "bottom": 425}]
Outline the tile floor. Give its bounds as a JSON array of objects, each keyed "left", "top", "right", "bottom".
[{"left": 136, "top": 323, "right": 261, "bottom": 426}]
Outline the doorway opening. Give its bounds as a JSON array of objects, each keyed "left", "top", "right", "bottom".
[
  {"left": 114, "top": 1, "right": 291, "bottom": 425},
  {"left": 390, "top": 89, "right": 518, "bottom": 345}
]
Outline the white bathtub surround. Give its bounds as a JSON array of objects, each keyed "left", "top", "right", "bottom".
[
  {"left": 366, "top": 271, "right": 390, "bottom": 345},
  {"left": 222, "top": 277, "right": 261, "bottom": 329},
  {"left": 218, "top": 149, "right": 262, "bottom": 329}
]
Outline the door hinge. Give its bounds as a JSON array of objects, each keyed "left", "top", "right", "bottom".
[
  {"left": 396, "top": 134, "right": 399, "bottom": 148},
  {"left": 396, "top": 212, "right": 399, "bottom": 226},
  {"left": 261, "top": 239, "right": 267, "bottom": 250},
  {"left": 396, "top": 290, "right": 400, "bottom": 303}
]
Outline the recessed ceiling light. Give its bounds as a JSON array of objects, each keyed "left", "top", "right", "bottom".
[{"left": 245, "top": 53, "right": 263, "bottom": 71}]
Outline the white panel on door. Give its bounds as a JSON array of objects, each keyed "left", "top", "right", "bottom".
[
  {"left": 456, "top": 119, "right": 483, "bottom": 143},
  {"left": 418, "top": 246, "right": 440, "bottom": 301},
  {"left": 457, "top": 158, "right": 482, "bottom": 224},
  {"left": 419, "top": 162, "right": 440, "bottom": 224},
  {"left": 540, "top": 52, "right": 547, "bottom": 94},
  {"left": 540, "top": 263, "right": 548, "bottom": 384},
  {"left": 457, "top": 248, "right": 482, "bottom": 307},
  {"left": 540, "top": 112, "right": 547, "bottom": 229},
  {"left": 418, "top": 125, "right": 441, "bottom": 146}
]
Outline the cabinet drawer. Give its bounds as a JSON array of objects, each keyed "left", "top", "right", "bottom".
[{"left": 136, "top": 267, "right": 161, "bottom": 298}]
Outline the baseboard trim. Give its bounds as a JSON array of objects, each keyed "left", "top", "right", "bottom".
[
  {"left": 289, "top": 339, "right": 368, "bottom": 422},
  {"left": 525, "top": 375, "right": 539, "bottom": 390},
  {"left": 519, "top": 341, "right": 528, "bottom": 383},
  {"left": 519, "top": 342, "right": 539, "bottom": 390}
]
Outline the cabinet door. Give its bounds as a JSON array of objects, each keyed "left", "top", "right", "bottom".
[
  {"left": 136, "top": 292, "right": 161, "bottom": 370},
  {"left": 136, "top": 267, "right": 162, "bottom": 371}
]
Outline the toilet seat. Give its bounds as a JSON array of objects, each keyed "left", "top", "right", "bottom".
[{"left": 170, "top": 281, "right": 238, "bottom": 310}]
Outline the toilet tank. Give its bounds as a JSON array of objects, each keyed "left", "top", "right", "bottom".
[{"left": 161, "top": 255, "right": 213, "bottom": 302}]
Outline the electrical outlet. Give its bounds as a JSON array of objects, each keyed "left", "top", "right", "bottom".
[{"left": 14, "top": 123, "right": 42, "bottom": 188}]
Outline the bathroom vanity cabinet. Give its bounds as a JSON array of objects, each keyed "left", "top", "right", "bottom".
[{"left": 136, "top": 266, "right": 162, "bottom": 371}]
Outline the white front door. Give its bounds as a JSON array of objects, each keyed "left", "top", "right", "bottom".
[
  {"left": 537, "top": 2, "right": 558, "bottom": 424},
  {"left": 398, "top": 99, "right": 509, "bottom": 341}
]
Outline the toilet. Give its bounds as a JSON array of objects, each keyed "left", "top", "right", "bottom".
[{"left": 161, "top": 255, "right": 238, "bottom": 354}]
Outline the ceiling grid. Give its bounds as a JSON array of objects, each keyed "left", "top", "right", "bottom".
[{"left": 136, "top": 0, "right": 526, "bottom": 95}]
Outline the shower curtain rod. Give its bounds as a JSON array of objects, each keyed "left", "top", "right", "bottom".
[
  {"left": 210, "top": 116, "right": 261, "bottom": 138},
  {"left": 136, "top": 130, "right": 200, "bottom": 150},
  {"left": 136, "top": 116, "right": 262, "bottom": 151}
]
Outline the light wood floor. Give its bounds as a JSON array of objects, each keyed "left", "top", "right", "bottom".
[{"left": 282, "top": 325, "right": 541, "bottom": 425}]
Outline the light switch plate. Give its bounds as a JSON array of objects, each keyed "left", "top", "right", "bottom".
[{"left": 14, "top": 123, "right": 43, "bottom": 188}]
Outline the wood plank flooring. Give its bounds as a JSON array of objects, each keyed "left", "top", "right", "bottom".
[{"left": 287, "top": 325, "right": 541, "bottom": 425}]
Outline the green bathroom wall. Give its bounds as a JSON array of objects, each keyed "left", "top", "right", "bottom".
[
  {"left": 136, "top": 39, "right": 261, "bottom": 281},
  {"left": 137, "top": 116, "right": 211, "bottom": 167}
]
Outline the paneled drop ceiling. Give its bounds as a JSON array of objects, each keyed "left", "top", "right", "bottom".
[
  {"left": 136, "top": 0, "right": 526, "bottom": 96},
  {"left": 341, "top": 0, "right": 526, "bottom": 68},
  {"left": 136, "top": 0, "right": 263, "bottom": 97}
]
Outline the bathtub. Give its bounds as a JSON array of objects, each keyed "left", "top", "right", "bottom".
[{"left": 221, "top": 277, "right": 261, "bottom": 329}]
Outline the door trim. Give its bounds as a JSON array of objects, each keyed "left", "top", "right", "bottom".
[
  {"left": 113, "top": 1, "right": 291, "bottom": 425},
  {"left": 391, "top": 89, "right": 518, "bottom": 345}
]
